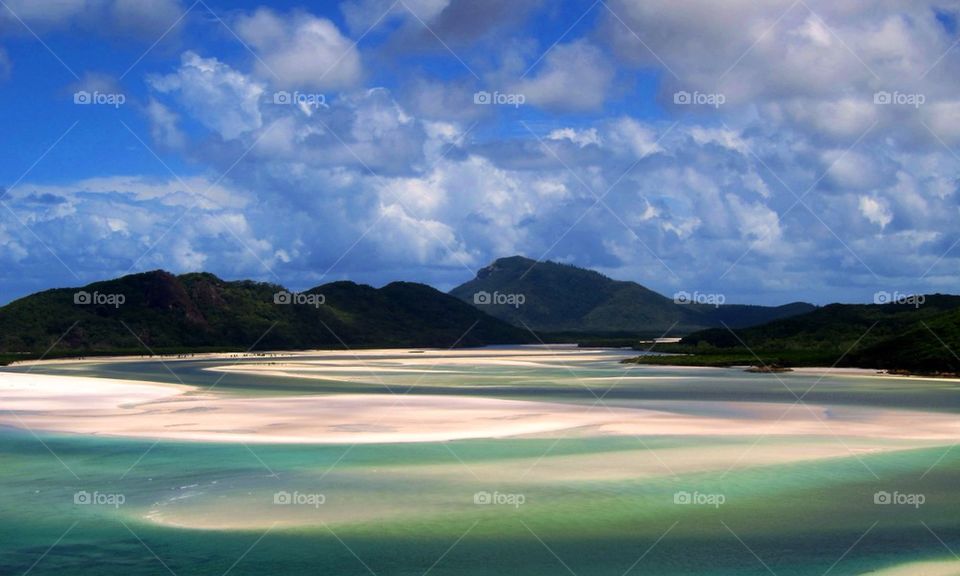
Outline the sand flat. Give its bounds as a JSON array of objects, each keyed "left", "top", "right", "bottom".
[
  {"left": 2, "top": 371, "right": 959, "bottom": 445},
  {"left": 861, "top": 560, "right": 960, "bottom": 575}
]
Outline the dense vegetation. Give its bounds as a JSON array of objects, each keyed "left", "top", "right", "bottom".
[
  {"left": 0, "top": 271, "right": 533, "bottom": 359},
  {"left": 450, "top": 256, "right": 814, "bottom": 333},
  {"left": 627, "top": 295, "right": 960, "bottom": 374}
]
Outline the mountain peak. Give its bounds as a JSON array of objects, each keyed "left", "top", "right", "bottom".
[
  {"left": 476, "top": 256, "right": 614, "bottom": 283},
  {"left": 451, "top": 257, "right": 815, "bottom": 334}
]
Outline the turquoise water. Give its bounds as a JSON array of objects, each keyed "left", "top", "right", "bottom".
[{"left": 2, "top": 351, "right": 959, "bottom": 575}]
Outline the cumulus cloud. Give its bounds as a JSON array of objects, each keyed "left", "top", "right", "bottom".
[
  {"left": 514, "top": 41, "right": 614, "bottom": 111},
  {"left": 6, "top": 0, "right": 960, "bottom": 306},
  {"left": 145, "top": 98, "right": 186, "bottom": 149},
  {"left": 727, "top": 194, "right": 783, "bottom": 252},
  {"left": 601, "top": 0, "right": 959, "bottom": 141},
  {"left": 859, "top": 195, "right": 893, "bottom": 229},
  {"left": 235, "top": 8, "right": 362, "bottom": 90},
  {"left": 548, "top": 128, "right": 601, "bottom": 148},
  {"left": 606, "top": 118, "right": 664, "bottom": 159},
  {"left": 0, "top": 174, "right": 288, "bottom": 296},
  {"left": 148, "top": 52, "right": 265, "bottom": 140}
]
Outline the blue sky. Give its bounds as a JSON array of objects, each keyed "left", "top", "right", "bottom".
[{"left": 1, "top": 0, "right": 959, "bottom": 306}]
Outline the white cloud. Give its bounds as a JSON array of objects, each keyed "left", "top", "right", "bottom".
[
  {"left": 145, "top": 98, "right": 186, "bottom": 149},
  {"left": 822, "top": 150, "right": 880, "bottom": 190},
  {"left": 548, "top": 128, "right": 601, "bottom": 148},
  {"left": 777, "top": 98, "right": 878, "bottom": 141},
  {"left": 235, "top": 8, "right": 362, "bottom": 90},
  {"left": 514, "top": 41, "right": 614, "bottom": 111},
  {"left": 727, "top": 194, "right": 782, "bottom": 252},
  {"left": 606, "top": 118, "right": 663, "bottom": 159},
  {"left": 688, "top": 127, "right": 749, "bottom": 154},
  {"left": 371, "top": 202, "right": 475, "bottom": 267},
  {"left": 923, "top": 101, "right": 960, "bottom": 144},
  {"left": 148, "top": 52, "right": 265, "bottom": 140},
  {"left": 10, "top": 2, "right": 960, "bottom": 305},
  {"left": 0, "top": 174, "right": 277, "bottom": 286},
  {"left": 858, "top": 195, "right": 893, "bottom": 229}
]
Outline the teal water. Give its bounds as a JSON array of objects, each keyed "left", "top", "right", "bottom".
[{"left": 2, "top": 350, "right": 959, "bottom": 575}]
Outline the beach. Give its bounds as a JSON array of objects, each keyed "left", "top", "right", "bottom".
[
  {"left": 3, "top": 364, "right": 958, "bottom": 445},
  {"left": 2, "top": 349, "right": 958, "bottom": 574}
]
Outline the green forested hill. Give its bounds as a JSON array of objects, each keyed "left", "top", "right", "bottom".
[
  {"left": 0, "top": 270, "right": 533, "bottom": 356},
  {"left": 658, "top": 295, "right": 960, "bottom": 373},
  {"left": 450, "top": 256, "right": 814, "bottom": 334}
]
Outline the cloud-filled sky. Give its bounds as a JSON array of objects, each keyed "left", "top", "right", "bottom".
[{"left": 0, "top": 0, "right": 958, "bottom": 305}]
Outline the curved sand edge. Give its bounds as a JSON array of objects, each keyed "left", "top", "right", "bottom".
[
  {"left": 2, "top": 371, "right": 959, "bottom": 445},
  {"left": 861, "top": 559, "right": 960, "bottom": 575}
]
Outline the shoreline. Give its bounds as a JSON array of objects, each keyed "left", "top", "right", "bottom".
[
  {"left": 13, "top": 348, "right": 958, "bottom": 382},
  {"left": 4, "top": 344, "right": 607, "bottom": 368},
  {"left": 624, "top": 357, "right": 960, "bottom": 382},
  {"left": 10, "top": 347, "right": 959, "bottom": 382}
]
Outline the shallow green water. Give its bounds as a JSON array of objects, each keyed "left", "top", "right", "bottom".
[{"left": 2, "top": 350, "right": 959, "bottom": 575}]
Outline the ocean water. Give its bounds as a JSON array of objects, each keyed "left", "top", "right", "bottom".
[{"left": 1, "top": 350, "right": 958, "bottom": 575}]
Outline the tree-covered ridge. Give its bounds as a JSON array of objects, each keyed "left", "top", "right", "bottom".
[
  {"left": 0, "top": 270, "right": 534, "bottom": 355},
  {"left": 647, "top": 295, "right": 960, "bottom": 374}
]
